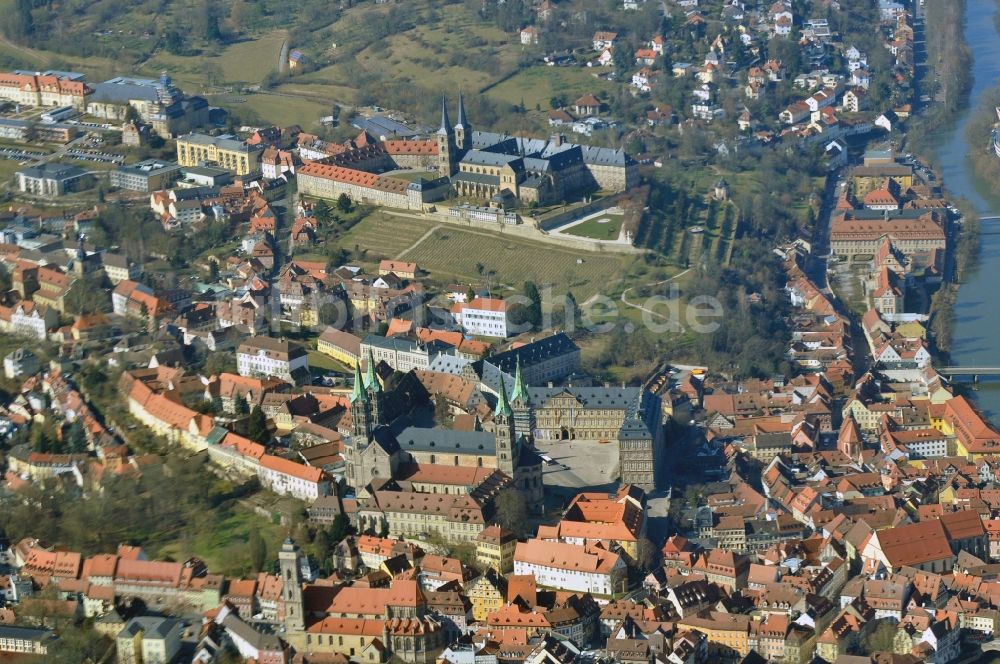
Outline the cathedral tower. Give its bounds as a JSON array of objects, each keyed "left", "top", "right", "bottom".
[
  {"left": 454, "top": 90, "right": 471, "bottom": 151},
  {"left": 436, "top": 96, "right": 456, "bottom": 178},
  {"left": 511, "top": 357, "right": 534, "bottom": 441},
  {"left": 279, "top": 538, "right": 305, "bottom": 632},
  {"left": 363, "top": 349, "right": 386, "bottom": 428},
  {"left": 494, "top": 378, "right": 518, "bottom": 477},
  {"left": 350, "top": 362, "right": 372, "bottom": 440}
]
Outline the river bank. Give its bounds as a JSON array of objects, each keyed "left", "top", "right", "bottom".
[
  {"left": 928, "top": 0, "right": 1000, "bottom": 420},
  {"left": 964, "top": 85, "right": 1000, "bottom": 198},
  {"left": 907, "top": 0, "right": 972, "bottom": 159}
]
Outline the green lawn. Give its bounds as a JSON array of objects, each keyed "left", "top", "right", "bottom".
[
  {"left": 0, "top": 158, "right": 23, "bottom": 185},
  {"left": 309, "top": 350, "right": 350, "bottom": 374},
  {"left": 140, "top": 30, "right": 288, "bottom": 88},
  {"left": 156, "top": 508, "right": 287, "bottom": 577},
  {"left": 216, "top": 93, "right": 330, "bottom": 129},
  {"left": 486, "top": 66, "right": 616, "bottom": 111},
  {"left": 399, "top": 223, "right": 628, "bottom": 301},
  {"left": 389, "top": 170, "right": 439, "bottom": 183},
  {"left": 290, "top": 0, "right": 518, "bottom": 104},
  {"left": 338, "top": 211, "right": 632, "bottom": 300},
  {"left": 563, "top": 213, "right": 625, "bottom": 240}
]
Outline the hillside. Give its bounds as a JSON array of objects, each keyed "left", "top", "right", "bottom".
[{"left": 0, "top": 0, "right": 654, "bottom": 134}]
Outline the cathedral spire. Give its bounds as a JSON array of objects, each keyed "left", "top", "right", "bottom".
[
  {"left": 456, "top": 90, "right": 467, "bottom": 130},
  {"left": 495, "top": 376, "right": 512, "bottom": 417},
  {"left": 364, "top": 349, "right": 380, "bottom": 392},
  {"left": 350, "top": 362, "right": 367, "bottom": 404},
  {"left": 437, "top": 95, "right": 451, "bottom": 136},
  {"left": 511, "top": 357, "right": 528, "bottom": 404}
]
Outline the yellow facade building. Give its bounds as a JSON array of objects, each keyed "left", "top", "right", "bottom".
[
  {"left": 475, "top": 525, "right": 517, "bottom": 573},
  {"left": 466, "top": 570, "right": 507, "bottom": 622},
  {"left": 317, "top": 327, "right": 362, "bottom": 368},
  {"left": 176, "top": 133, "right": 262, "bottom": 175},
  {"left": 679, "top": 613, "right": 752, "bottom": 660}
]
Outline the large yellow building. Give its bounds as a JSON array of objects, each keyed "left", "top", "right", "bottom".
[
  {"left": 679, "top": 612, "right": 752, "bottom": 661},
  {"left": 176, "top": 133, "right": 262, "bottom": 175},
  {"left": 317, "top": 327, "right": 362, "bottom": 368},
  {"left": 475, "top": 525, "right": 517, "bottom": 573},
  {"left": 466, "top": 570, "right": 507, "bottom": 622}
]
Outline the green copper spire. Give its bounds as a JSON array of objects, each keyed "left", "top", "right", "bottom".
[
  {"left": 350, "top": 362, "right": 368, "bottom": 404},
  {"left": 511, "top": 357, "right": 528, "bottom": 404},
  {"left": 364, "top": 349, "right": 381, "bottom": 392},
  {"left": 495, "top": 376, "right": 512, "bottom": 417}
]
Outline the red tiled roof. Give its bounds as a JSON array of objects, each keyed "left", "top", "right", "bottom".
[
  {"left": 382, "top": 140, "right": 437, "bottom": 156},
  {"left": 260, "top": 454, "right": 326, "bottom": 483},
  {"left": 298, "top": 162, "right": 411, "bottom": 195},
  {"left": 876, "top": 520, "right": 953, "bottom": 568}
]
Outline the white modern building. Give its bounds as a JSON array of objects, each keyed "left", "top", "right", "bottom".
[
  {"left": 451, "top": 297, "right": 512, "bottom": 338},
  {"left": 16, "top": 163, "right": 90, "bottom": 196}
]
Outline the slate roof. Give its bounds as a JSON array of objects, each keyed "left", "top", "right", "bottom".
[
  {"left": 452, "top": 172, "right": 500, "bottom": 186},
  {"left": 90, "top": 76, "right": 162, "bottom": 103},
  {"left": 476, "top": 333, "right": 579, "bottom": 377},
  {"left": 396, "top": 426, "right": 497, "bottom": 456},
  {"left": 468, "top": 132, "right": 634, "bottom": 169},
  {"left": 462, "top": 150, "right": 523, "bottom": 168}
]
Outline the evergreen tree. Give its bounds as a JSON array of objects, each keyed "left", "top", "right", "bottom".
[
  {"left": 312, "top": 529, "right": 332, "bottom": 575},
  {"left": 163, "top": 30, "right": 185, "bottom": 55},
  {"left": 234, "top": 395, "right": 250, "bottom": 416},
  {"left": 314, "top": 200, "right": 332, "bottom": 224},
  {"left": 65, "top": 421, "right": 88, "bottom": 454},
  {"left": 248, "top": 406, "right": 269, "bottom": 443},
  {"left": 337, "top": 193, "right": 352, "bottom": 213},
  {"left": 523, "top": 281, "right": 542, "bottom": 328},
  {"left": 249, "top": 529, "right": 267, "bottom": 573},
  {"left": 31, "top": 425, "right": 53, "bottom": 453},
  {"left": 328, "top": 514, "right": 347, "bottom": 544}
]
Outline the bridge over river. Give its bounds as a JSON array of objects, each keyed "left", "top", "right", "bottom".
[{"left": 937, "top": 367, "right": 1000, "bottom": 384}]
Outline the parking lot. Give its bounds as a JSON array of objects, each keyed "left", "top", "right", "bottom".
[
  {"left": 0, "top": 147, "right": 45, "bottom": 161},
  {"left": 65, "top": 148, "right": 124, "bottom": 164}
]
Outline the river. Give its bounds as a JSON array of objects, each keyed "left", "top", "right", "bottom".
[{"left": 932, "top": 0, "right": 1000, "bottom": 420}]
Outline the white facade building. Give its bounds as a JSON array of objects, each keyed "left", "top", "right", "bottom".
[
  {"left": 513, "top": 539, "right": 626, "bottom": 597},
  {"left": 236, "top": 336, "right": 309, "bottom": 382},
  {"left": 452, "top": 297, "right": 511, "bottom": 338},
  {"left": 258, "top": 454, "right": 331, "bottom": 501}
]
